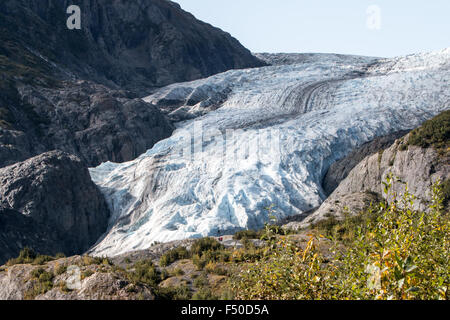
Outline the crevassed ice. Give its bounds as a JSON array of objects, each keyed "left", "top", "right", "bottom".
[{"left": 89, "top": 49, "right": 450, "bottom": 257}]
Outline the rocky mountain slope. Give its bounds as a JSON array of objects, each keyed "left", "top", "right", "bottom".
[
  {"left": 0, "top": 0, "right": 263, "bottom": 94},
  {"left": 0, "top": 151, "right": 110, "bottom": 264},
  {"left": 0, "top": 1, "right": 266, "bottom": 263},
  {"left": 0, "top": 255, "right": 155, "bottom": 300},
  {"left": 90, "top": 49, "right": 450, "bottom": 257},
  {"left": 0, "top": 207, "right": 61, "bottom": 265},
  {"left": 322, "top": 130, "right": 410, "bottom": 195},
  {"left": 298, "top": 111, "right": 450, "bottom": 228},
  {"left": 0, "top": 81, "right": 175, "bottom": 168},
  {"left": 0, "top": 0, "right": 263, "bottom": 168}
]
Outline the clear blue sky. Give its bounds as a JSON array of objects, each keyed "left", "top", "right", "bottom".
[{"left": 175, "top": 0, "right": 450, "bottom": 58}]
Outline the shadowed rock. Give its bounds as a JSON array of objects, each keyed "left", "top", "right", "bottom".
[{"left": 0, "top": 151, "right": 110, "bottom": 263}]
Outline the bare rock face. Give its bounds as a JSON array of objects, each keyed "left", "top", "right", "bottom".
[
  {"left": 11, "top": 81, "right": 174, "bottom": 167},
  {"left": 0, "top": 151, "right": 110, "bottom": 263},
  {"left": 0, "top": 207, "right": 62, "bottom": 265},
  {"left": 0, "top": 0, "right": 263, "bottom": 168},
  {"left": 0, "top": 0, "right": 264, "bottom": 95},
  {"left": 0, "top": 129, "right": 36, "bottom": 168},
  {"left": 322, "top": 130, "right": 410, "bottom": 195},
  {"left": 0, "top": 256, "right": 155, "bottom": 300},
  {"left": 0, "top": 81, "right": 175, "bottom": 168},
  {"left": 301, "top": 134, "right": 449, "bottom": 227}
]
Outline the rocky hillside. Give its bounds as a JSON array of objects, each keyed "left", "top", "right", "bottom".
[
  {"left": 0, "top": 0, "right": 264, "bottom": 94},
  {"left": 0, "top": 0, "right": 265, "bottom": 267},
  {"left": 299, "top": 110, "right": 449, "bottom": 227},
  {"left": 0, "top": 151, "right": 110, "bottom": 264},
  {"left": 0, "top": 0, "right": 264, "bottom": 168},
  {"left": 0, "top": 254, "right": 155, "bottom": 300},
  {"left": 322, "top": 130, "right": 410, "bottom": 195},
  {"left": 0, "top": 81, "right": 175, "bottom": 168},
  {"left": 0, "top": 207, "right": 62, "bottom": 265}
]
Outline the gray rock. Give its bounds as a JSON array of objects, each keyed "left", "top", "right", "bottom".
[
  {"left": 0, "top": 0, "right": 264, "bottom": 95},
  {"left": 0, "top": 256, "right": 155, "bottom": 300},
  {"left": 0, "top": 151, "right": 110, "bottom": 262},
  {"left": 0, "top": 129, "right": 35, "bottom": 167},
  {"left": 0, "top": 0, "right": 264, "bottom": 168},
  {"left": 302, "top": 133, "right": 449, "bottom": 226},
  {"left": 0, "top": 206, "right": 61, "bottom": 265},
  {"left": 0, "top": 81, "right": 175, "bottom": 167},
  {"left": 322, "top": 130, "right": 410, "bottom": 195}
]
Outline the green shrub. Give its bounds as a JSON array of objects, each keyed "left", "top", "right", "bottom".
[
  {"left": 156, "top": 285, "right": 192, "bottom": 300},
  {"left": 205, "top": 262, "right": 228, "bottom": 276},
  {"left": 7, "top": 247, "right": 37, "bottom": 265},
  {"left": 192, "top": 254, "right": 207, "bottom": 271},
  {"left": 441, "top": 179, "right": 450, "bottom": 208},
  {"left": 189, "top": 238, "right": 227, "bottom": 270},
  {"left": 233, "top": 229, "right": 263, "bottom": 240},
  {"left": 25, "top": 268, "right": 54, "bottom": 299},
  {"left": 6, "top": 248, "right": 58, "bottom": 266},
  {"left": 192, "top": 288, "right": 219, "bottom": 300},
  {"left": 159, "top": 246, "right": 190, "bottom": 267},
  {"left": 81, "top": 270, "right": 94, "bottom": 279},
  {"left": 32, "top": 255, "right": 54, "bottom": 265},
  {"left": 127, "top": 260, "right": 161, "bottom": 288},
  {"left": 193, "top": 273, "right": 209, "bottom": 288},
  {"left": 312, "top": 209, "right": 379, "bottom": 243},
  {"left": 232, "top": 177, "right": 450, "bottom": 300},
  {"left": 173, "top": 267, "right": 184, "bottom": 276},
  {"left": 407, "top": 110, "right": 449, "bottom": 154},
  {"left": 55, "top": 264, "right": 67, "bottom": 275},
  {"left": 190, "top": 238, "right": 224, "bottom": 256}
]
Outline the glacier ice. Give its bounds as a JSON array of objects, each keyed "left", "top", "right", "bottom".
[{"left": 89, "top": 49, "right": 450, "bottom": 257}]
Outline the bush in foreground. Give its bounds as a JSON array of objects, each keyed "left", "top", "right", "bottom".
[{"left": 232, "top": 176, "right": 449, "bottom": 300}]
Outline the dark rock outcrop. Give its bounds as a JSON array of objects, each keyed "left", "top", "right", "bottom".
[
  {"left": 301, "top": 133, "right": 449, "bottom": 227},
  {"left": 0, "top": 206, "right": 62, "bottom": 265},
  {"left": 0, "top": 80, "right": 175, "bottom": 168},
  {"left": 0, "top": 151, "right": 110, "bottom": 263},
  {"left": 0, "top": 0, "right": 264, "bottom": 95},
  {"left": 0, "top": 0, "right": 264, "bottom": 168},
  {"left": 0, "top": 80, "right": 175, "bottom": 167}
]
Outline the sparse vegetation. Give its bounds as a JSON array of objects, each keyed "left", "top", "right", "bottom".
[
  {"left": 127, "top": 259, "right": 161, "bottom": 288},
  {"left": 190, "top": 238, "right": 224, "bottom": 256},
  {"left": 55, "top": 264, "right": 67, "bottom": 275},
  {"left": 193, "top": 272, "right": 209, "bottom": 288},
  {"left": 407, "top": 110, "right": 450, "bottom": 155},
  {"left": 173, "top": 267, "right": 185, "bottom": 276},
  {"left": 192, "top": 288, "right": 219, "bottom": 300},
  {"left": 232, "top": 176, "right": 450, "bottom": 300},
  {"left": 156, "top": 285, "right": 192, "bottom": 300},
  {"left": 81, "top": 270, "right": 94, "bottom": 280},
  {"left": 24, "top": 267, "right": 54, "bottom": 299},
  {"left": 6, "top": 248, "right": 57, "bottom": 266},
  {"left": 442, "top": 179, "right": 450, "bottom": 208},
  {"left": 4, "top": 177, "right": 448, "bottom": 301},
  {"left": 159, "top": 246, "right": 190, "bottom": 267},
  {"left": 233, "top": 229, "right": 263, "bottom": 240}
]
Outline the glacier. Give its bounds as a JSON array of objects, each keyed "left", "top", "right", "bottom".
[{"left": 89, "top": 49, "right": 450, "bottom": 257}]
